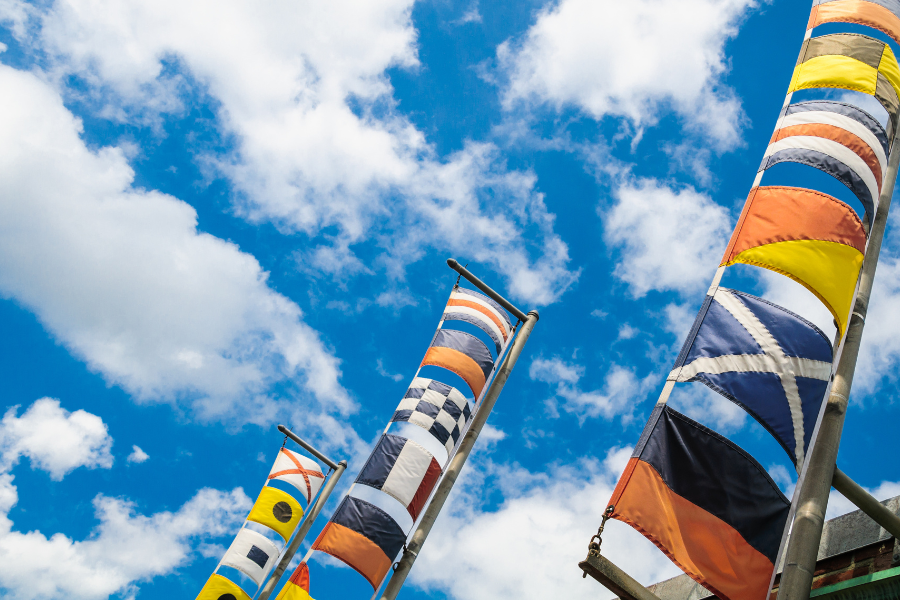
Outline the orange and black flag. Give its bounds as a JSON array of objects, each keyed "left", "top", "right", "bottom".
[{"left": 608, "top": 406, "right": 790, "bottom": 600}]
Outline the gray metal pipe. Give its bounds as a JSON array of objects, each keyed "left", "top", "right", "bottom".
[
  {"left": 776, "top": 118, "right": 900, "bottom": 599},
  {"left": 579, "top": 552, "right": 663, "bottom": 600},
  {"left": 446, "top": 258, "right": 529, "bottom": 322},
  {"left": 277, "top": 424, "right": 340, "bottom": 471},
  {"left": 832, "top": 468, "right": 900, "bottom": 540},
  {"left": 379, "top": 309, "right": 539, "bottom": 600},
  {"left": 257, "top": 458, "right": 347, "bottom": 600}
]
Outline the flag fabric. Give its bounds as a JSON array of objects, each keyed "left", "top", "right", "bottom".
[
  {"left": 721, "top": 186, "right": 866, "bottom": 335},
  {"left": 219, "top": 527, "right": 282, "bottom": 586},
  {"left": 420, "top": 329, "right": 494, "bottom": 397},
  {"left": 274, "top": 562, "right": 313, "bottom": 600},
  {"left": 442, "top": 287, "right": 512, "bottom": 354},
  {"left": 356, "top": 433, "right": 442, "bottom": 521},
  {"left": 762, "top": 101, "right": 888, "bottom": 224},
  {"left": 268, "top": 448, "right": 325, "bottom": 505},
  {"left": 247, "top": 486, "right": 305, "bottom": 542},
  {"left": 671, "top": 288, "right": 833, "bottom": 466},
  {"left": 391, "top": 378, "right": 472, "bottom": 453},
  {"left": 195, "top": 574, "right": 252, "bottom": 600},
  {"left": 313, "top": 496, "right": 406, "bottom": 589},
  {"left": 788, "top": 33, "right": 900, "bottom": 137},
  {"left": 808, "top": 0, "right": 900, "bottom": 46},
  {"left": 609, "top": 406, "right": 790, "bottom": 600}
]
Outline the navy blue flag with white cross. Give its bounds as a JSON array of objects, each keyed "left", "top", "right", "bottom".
[{"left": 670, "top": 288, "right": 833, "bottom": 467}]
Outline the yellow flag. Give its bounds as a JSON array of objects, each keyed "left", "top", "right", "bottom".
[
  {"left": 275, "top": 562, "right": 313, "bottom": 600},
  {"left": 247, "top": 486, "right": 304, "bottom": 542},
  {"left": 195, "top": 574, "right": 251, "bottom": 600}
]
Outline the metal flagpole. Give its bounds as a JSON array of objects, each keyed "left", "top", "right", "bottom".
[
  {"left": 378, "top": 260, "right": 538, "bottom": 600},
  {"left": 256, "top": 426, "right": 347, "bottom": 600},
  {"left": 775, "top": 116, "right": 900, "bottom": 600}
]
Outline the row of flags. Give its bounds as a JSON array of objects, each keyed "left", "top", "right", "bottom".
[
  {"left": 269, "top": 285, "right": 515, "bottom": 597},
  {"left": 195, "top": 449, "right": 326, "bottom": 600},
  {"left": 600, "top": 2, "right": 900, "bottom": 599}
]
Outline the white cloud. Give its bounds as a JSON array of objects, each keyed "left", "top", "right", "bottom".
[
  {"left": 0, "top": 63, "right": 353, "bottom": 430},
  {"left": 127, "top": 445, "right": 149, "bottom": 464},
  {"left": 530, "top": 356, "right": 652, "bottom": 421},
  {"left": 0, "top": 399, "right": 250, "bottom": 599},
  {"left": 5, "top": 0, "right": 577, "bottom": 305},
  {"left": 827, "top": 480, "right": 900, "bottom": 521},
  {"left": 498, "top": 0, "right": 755, "bottom": 147},
  {"left": 0, "top": 398, "right": 113, "bottom": 480},
  {"left": 667, "top": 382, "right": 747, "bottom": 434},
  {"left": 411, "top": 449, "right": 681, "bottom": 599},
  {"left": 604, "top": 179, "right": 732, "bottom": 298}
]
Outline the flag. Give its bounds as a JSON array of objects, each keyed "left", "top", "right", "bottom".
[
  {"left": 274, "top": 562, "right": 313, "bottom": 600},
  {"left": 356, "top": 433, "right": 442, "bottom": 521},
  {"left": 219, "top": 527, "right": 281, "bottom": 586},
  {"left": 442, "top": 287, "right": 512, "bottom": 354},
  {"left": 247, "top": 486, "right": 305, "bottom": 542},
  {"left": 721, "top": 185, "right": 866, "bottom": 335},
  {"left": 788, "top": 33, "right": 900, "bottom": 137},
  {"left": 808, "top": 0, "right": 900, "bottom": 46},
  {"left": 313, "top": 496, "right": 406, "bottom": 589},
  {"left": 391, "top": 378, "right": 472, "bottom": 453},
  {"left": 268, "top": 448, "right": 325, "bottom": 505},
  {"left": 762, "top": 100, "right": 887, "bottom": 225},
  {"left": 671, "top": 288, "right": 833, "bottom": 466},
  {"left": 609, "top": 406, "right": 790, "bottom": 600},
  {"left": 195, "top": 574, "right": 252, "bottom": 600},
  {"left": 421, "top": 329, "right": 493, "bottom": 397}
]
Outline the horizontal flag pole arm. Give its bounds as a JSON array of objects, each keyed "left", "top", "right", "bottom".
[
  {"left": 832, "top": 467, "right": 900, "bottom": 539},
  {"left": 256, "top": 454, "right": 348, "bottom": 600},
  {"left": 578, "top": 551, "right": 663, "bottom": 600},
  {"left": 446, "top": 258, "right": 530, "bottom": 323},
  {"left": 277, "top": 424, "right": 341, "bottom": 471}
]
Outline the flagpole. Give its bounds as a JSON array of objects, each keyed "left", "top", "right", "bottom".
[
  {"left": 378, "top": 261, "right": 538, "bottom": 600},
  {"left": 256, "top": 428, "right": 347, "bottom": 600},
  {"left": 774, "top": 116, "right": 900, "bottom": 600}
]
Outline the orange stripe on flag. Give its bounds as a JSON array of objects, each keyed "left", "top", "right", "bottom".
[
  {"left": 809, "top": 0, "right": 900, "bottom": 46},
  {"left": 312, "top": 523, "right": 392, "bottom": 589},
  {"left": 611, "top": 460, "right": 774, "bottom": 600},
  {"left": 771, "top": 122, "right": 882, "bottom": 184},
  {"left": 446, "top": 298, "right": 509, "bottom": 340},
  {"left": 421, "top": 346, "right": 486, "bottom": 397}
]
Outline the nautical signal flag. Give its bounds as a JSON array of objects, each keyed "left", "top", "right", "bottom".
[
  {"left": 671, "top": 288, "right": 833, "bottom": 466},
  {"left": 356, "top": 434, "right": 442, "bottom": 521},
  {"left": 219, "top": 528, "right": 281, "bottom": 586},
  {"left": 391, "top": 378, "right": 473, "bottom": 453},
  {"left": 275, "top": 562, "right": 313, "bottom": 600},
  {"left": 421, "top": 329, "right": 493, "bottom": 397},
  {"left": 762, "top": 101, "right": 888, "bottom": 226},
  {"left": 247, "top": 486, "right": 304, "bottom": 542},
  {"left": 268, "top": 448, "right": 325, "bottom": 506},
  {"left": 788, "top": 33, "right": 900, "bottom": 138},
  {"left": 809, "top": 0, "right": 900, "bottom": 47},
  {"left": 609, "top": 406, "right": 790, "bottom": 600},
  {"left": 721, "top": 185, "right": 866, "bottom": 336},
  {"left": 195, "top": 574, "right": 252, "bottom": 600},
  {"left": 312, "top": 496, "right": 406, "bottom": 588},
  {"left": 442, "top": 286, "right": 513, "bottom": 354}
]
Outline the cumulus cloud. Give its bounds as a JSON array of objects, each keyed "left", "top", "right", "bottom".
[
  {"left": 4, "top": 0, "right": 577, "bottom": 305},
  {"left": 530, "top": 356, "right": 652, "bottom": 421},
  {"left": 127, "top": 445, "right": 149, "bottom": 464},
  {"left": 411, "top": 448, "right": 681, "bottom": 599},
  {"left": 498, "top": 0, "right": 755, "bottom": 147},
  {"left": 0, "top": 63, "right": 353, "bottom": 429},
  {"left": 0, "top": 398, "right": 113, "bottom": 480},
  {"left": 604, "top": 179, "right": 732, "bottom": 298},
  {"left": 0, "top": 399, "right": 250, "bottom": 599}
]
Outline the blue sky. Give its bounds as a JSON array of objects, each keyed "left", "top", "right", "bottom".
[{"left": 1, "top": 0, "right": 899, "bottom": 599}]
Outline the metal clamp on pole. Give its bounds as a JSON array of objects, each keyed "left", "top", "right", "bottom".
[{"left": 257, "top": 427, "right": 347, "bottom": 600}]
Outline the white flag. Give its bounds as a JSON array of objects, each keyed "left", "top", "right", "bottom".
[
  {"left": 268, "top": 448, "right": 325, "bottom": 505},
  {"left": 219, "top": 527, "right": 281, "bottom": 586}
]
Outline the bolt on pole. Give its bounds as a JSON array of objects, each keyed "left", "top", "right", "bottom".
[{"left": 776, "top": 118, "right": 900, "bottom": 600}]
